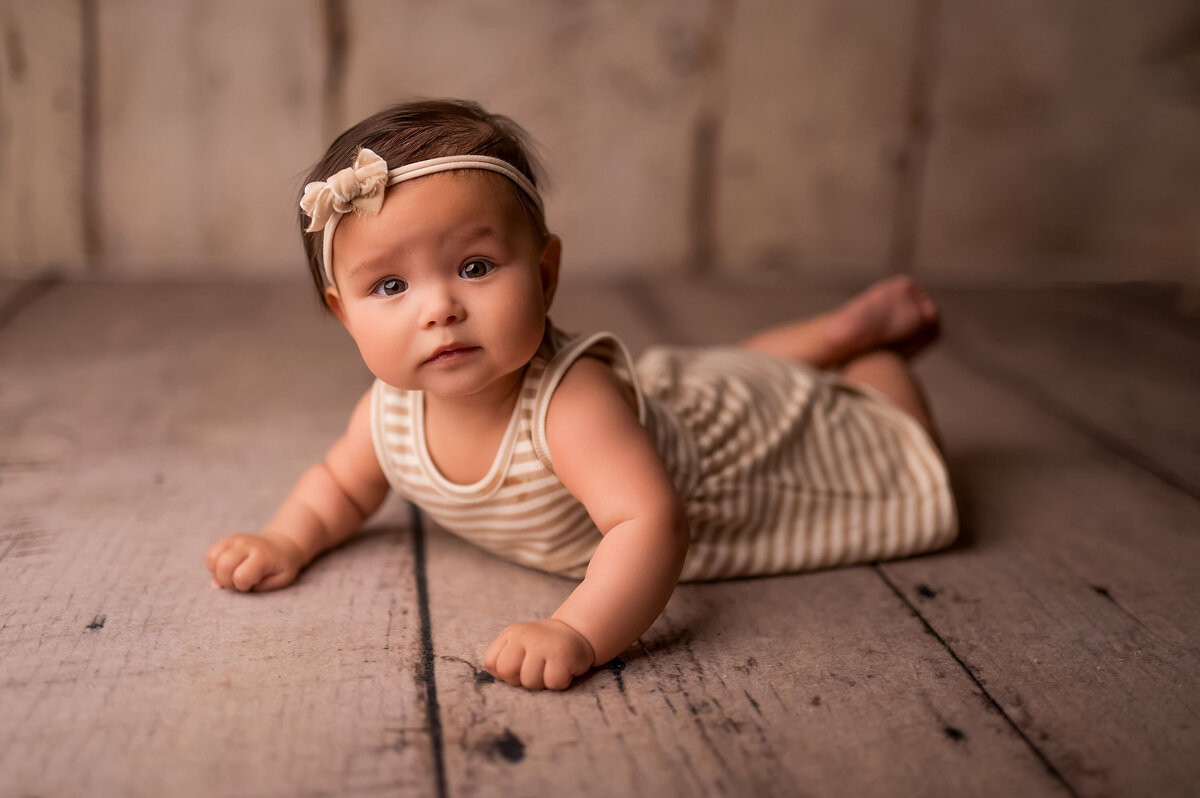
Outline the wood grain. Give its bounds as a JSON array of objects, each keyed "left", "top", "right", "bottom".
[
  {"left": 94, "top": 0, "right": 325, "bottom": 277},
  {"left": 919, "top": 1, "right": 1200, "bottom": 282},
  {"left": 0, "top": 283, "right": 435, "bottom": 796},
  {"left": 937, "top": 285, "right": 1200, "bottom": 497},
  {"left": 2, "top": 278, "right": 1198, "bottom": 796},
  {"left": 642, "top": 277, "right": 1200, "bottom": 797},
  {"left": 0, "top": 0, "right": 87, "bottom": 277},
  {"left": 716, "top": 0, "right": 920, "bottom": 282}
]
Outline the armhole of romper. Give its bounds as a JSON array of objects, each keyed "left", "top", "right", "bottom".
[
  {"left": 369, "top": 379, "right": 398, "bottom": 488},
  {"left": 530, "top": 332, "right": 646, "bottom": 473}
]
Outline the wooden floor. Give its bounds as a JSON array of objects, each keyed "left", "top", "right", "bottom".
[{"left": 1, "top": 276, "right": 1197, "bottom": 798}]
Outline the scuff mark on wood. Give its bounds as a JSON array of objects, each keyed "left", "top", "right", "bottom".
[
  {"left": 481, "top": 728, "right": 525, "bottom": 764},
  {"left": 1088, "top": 584, "right": 1150, "bottom": 630},
  {"left": 743, "top": 689, "right": 762, "bottom": 716},
  {"left": 607, "top": 656, "right": 627, "bottom": 695}
]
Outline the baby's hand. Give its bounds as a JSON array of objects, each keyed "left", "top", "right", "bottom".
[
  {"left": 483, "top": 619, "right": 596, "bottom": 691},
  {"left": 206, "top": 532, "right": 304, "bottom": 592}
]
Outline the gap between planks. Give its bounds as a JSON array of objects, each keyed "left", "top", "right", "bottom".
[{"left": 872, "top": 563, "right": 1080, "bottom": 798}]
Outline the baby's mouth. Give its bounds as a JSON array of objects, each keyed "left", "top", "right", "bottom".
[{"left": 423, "top": 345, "right": 481, "bottom": 365}]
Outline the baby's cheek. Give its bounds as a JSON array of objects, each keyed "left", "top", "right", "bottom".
[{"left": 353, "top": 344, "right": 405, "bottom": 389}]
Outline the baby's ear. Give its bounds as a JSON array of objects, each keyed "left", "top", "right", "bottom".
[
  {"left": 539, "top": 234, "right": 562, "bottom": 308},
  {"left": 325, "top": 287, "right": 349, "bottom": 327}
]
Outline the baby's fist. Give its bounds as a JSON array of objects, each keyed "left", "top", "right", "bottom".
[
  {"left": 483, "top": 618, "right": 596, "bottom": 691},
  {"left": 206, "top": 532, "right": 303, "bottom": 592}
]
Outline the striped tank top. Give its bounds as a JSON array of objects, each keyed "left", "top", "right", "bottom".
[{"left": 370, "top": 322, "right": 957, "bottom": 581}]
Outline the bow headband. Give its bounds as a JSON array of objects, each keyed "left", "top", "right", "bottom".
[{"left": 300, "top": 148, "right": 545, "bottom": 286}]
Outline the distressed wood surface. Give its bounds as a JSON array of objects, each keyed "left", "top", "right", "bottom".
[
  {"left": 0, "top": 0, "right": 87, "bottom": 277},
  {"left": 641, "top": 278, "right": 1200, "bottom": 797},
  {"left": 0, "top": 282, "right": 433, "bottom": 797},
  {"left": 936, "top": 285, "right": 1200, "bottom": 497},
  {"left": 95, "top": 0, "right": 325, "bottom": 276},
  {"left": 2, "top": 278, "right": 1199, "bottom": 796},
  {"left": 7, "top": 2, "right": 1200, "bottom": 282},
  {"left": 919, "top": 1, "right": 1200, "bottom": 282},
  {"left": 716, "top": 0, "right": 920, "bottom": 280}
]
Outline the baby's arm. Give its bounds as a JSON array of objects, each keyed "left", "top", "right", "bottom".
[
  {"left": 206, "top": 388, "right": 389, "bottom": 591},
  {"left": 483, "top": 358, "right": 690, "bottom": 690}
]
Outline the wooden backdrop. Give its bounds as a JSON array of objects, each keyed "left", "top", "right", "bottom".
[{"left": 2, "top": 0, "right": 1198, "bottom": 284}]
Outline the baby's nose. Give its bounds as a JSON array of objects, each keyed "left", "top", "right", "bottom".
[
  {"left": 422, "top": 291, "right": 465, "bottom": 328},
  {"left": 424, "top": 310, "right": 460, "bottom": 328}
]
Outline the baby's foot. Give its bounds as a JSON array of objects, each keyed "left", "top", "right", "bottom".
[{"left": 823, "top": 275, "right": 941, "bottom": 360}]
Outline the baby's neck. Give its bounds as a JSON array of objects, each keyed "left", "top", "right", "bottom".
[{"left": 421, "top": 367, "right": 527, "bottom": 485}]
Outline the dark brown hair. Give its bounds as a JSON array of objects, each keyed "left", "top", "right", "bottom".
[{"left": 298, "top": 98, "right": 548, "bottom": 309}]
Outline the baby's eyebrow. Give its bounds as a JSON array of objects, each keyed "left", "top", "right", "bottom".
[
  {"left": 343, "top": 260, "right": 390, "bottom": 284},
  {"left": 454, "top": 223, "right": 502, "bottom": 243},
  {"left": 341, "top": 223, "right": 508, "bottom": 282}
]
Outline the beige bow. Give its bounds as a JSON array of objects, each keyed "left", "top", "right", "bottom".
[{"left": 300, "top": 148, "right": 389, "bottom": 233}]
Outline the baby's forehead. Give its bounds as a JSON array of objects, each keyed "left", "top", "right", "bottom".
[
  {"left": 401, "top": 168, "right": 516, "bottom": 202},
  {"left": 331, "top": 169, "right": 540, "bottom": 275}
]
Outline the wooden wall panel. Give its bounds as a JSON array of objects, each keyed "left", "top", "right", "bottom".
[
  {"left": 95, "top": 0, "right": 325, "bottom": 278},
  {"left": 716, "top": 0, "right": 920, "bottom": 283},
  {"left": 339, "top": 0, "right": 708, "bottom": 276},
  {"left": 0, "top": 0, "right": 87, "bottom": 277},
  {"left": 1, "top": 1, "right": 1197, "bottom": 283},
  {"left": 920, "top": 1, "right": 1200, "bottom": 283}
]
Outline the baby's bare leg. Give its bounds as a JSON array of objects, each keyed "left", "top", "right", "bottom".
[
  {"left": 741, "top": 312, "right": 847, "bottom": 370},
  {"left": 841, "top": 348, "right": 943, "bottom": 451},
  {"left": 741, "top": 275, "right": 940, "bottom": 370}
]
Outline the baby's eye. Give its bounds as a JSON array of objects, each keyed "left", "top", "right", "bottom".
[
  {"left": 372, "top": 278, "right": 408, "bottom": 297},
  {"left": 459, "top": 260, "right": 494, "bottom": 280}
]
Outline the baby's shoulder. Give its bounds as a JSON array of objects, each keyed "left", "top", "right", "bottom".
[{"left": 553, "top": 354, "right": 638, "bottom": 416}]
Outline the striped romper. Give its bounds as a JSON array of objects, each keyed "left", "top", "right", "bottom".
[{"left": 370, "top": 322, "right": 957, "bottom": 581}]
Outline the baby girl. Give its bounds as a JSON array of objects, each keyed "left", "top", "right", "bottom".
[{"left": 206, "top": 99, "right": 956, "bottom": 691}]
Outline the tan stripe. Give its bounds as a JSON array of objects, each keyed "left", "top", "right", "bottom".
[
  {"left": 742, "top": 383, "right": 780, "bottom": 575},
  {"left": 834, "top": 398, "right": 872, "bottom": 564},
  {"left": 423, "top": 481, "right": 570, "bottom": 521},
  {"left": 806, "top": 396, "right": 845, "bottom": 566},
  {"left": 427, "top": 493, "right": 586, "bottom": 529}
]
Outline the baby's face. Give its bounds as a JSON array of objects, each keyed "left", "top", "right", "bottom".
[{"left": 326, "top": 171, "right": 559, "bottom": 399}]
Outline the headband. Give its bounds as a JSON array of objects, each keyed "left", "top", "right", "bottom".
[{"left": 300, "top": 148, "right": 545, "bottom": 286}]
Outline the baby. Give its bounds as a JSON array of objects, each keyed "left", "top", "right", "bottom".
[{"left": 206, "top": 99, "right": 957, "bottom": 691}]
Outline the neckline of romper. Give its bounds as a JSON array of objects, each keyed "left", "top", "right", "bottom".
[{"left": 409, "top": 348, "right": 549, "bottom": 501}]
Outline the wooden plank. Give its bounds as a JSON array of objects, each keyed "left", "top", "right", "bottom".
[
  {"left": 341, "top": 0, "right": 708, "bottom": 276},
  {"left": 937, "top": 285, "right": 1200, "bottom": 497},
  {"left": 716, "top": 0, "right": 920, "bottom": 282},
  {"left": 419, "top": 281, "right": 1067, "bottom": 797},
  {"left": 95, "top": 1, "right": 324, "bottom": 277},
  {"left": 645, "top": 277, "right": 1200, "bottom": 796},
  {"left": 919, "top": 1, "right": 1200, "bottom": 282},
  {"left": 0, "top": 283, "right": 436, "bottom": 796},
  {"left": 0, "top": 0, "right": 87, "bottom": 277}
]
